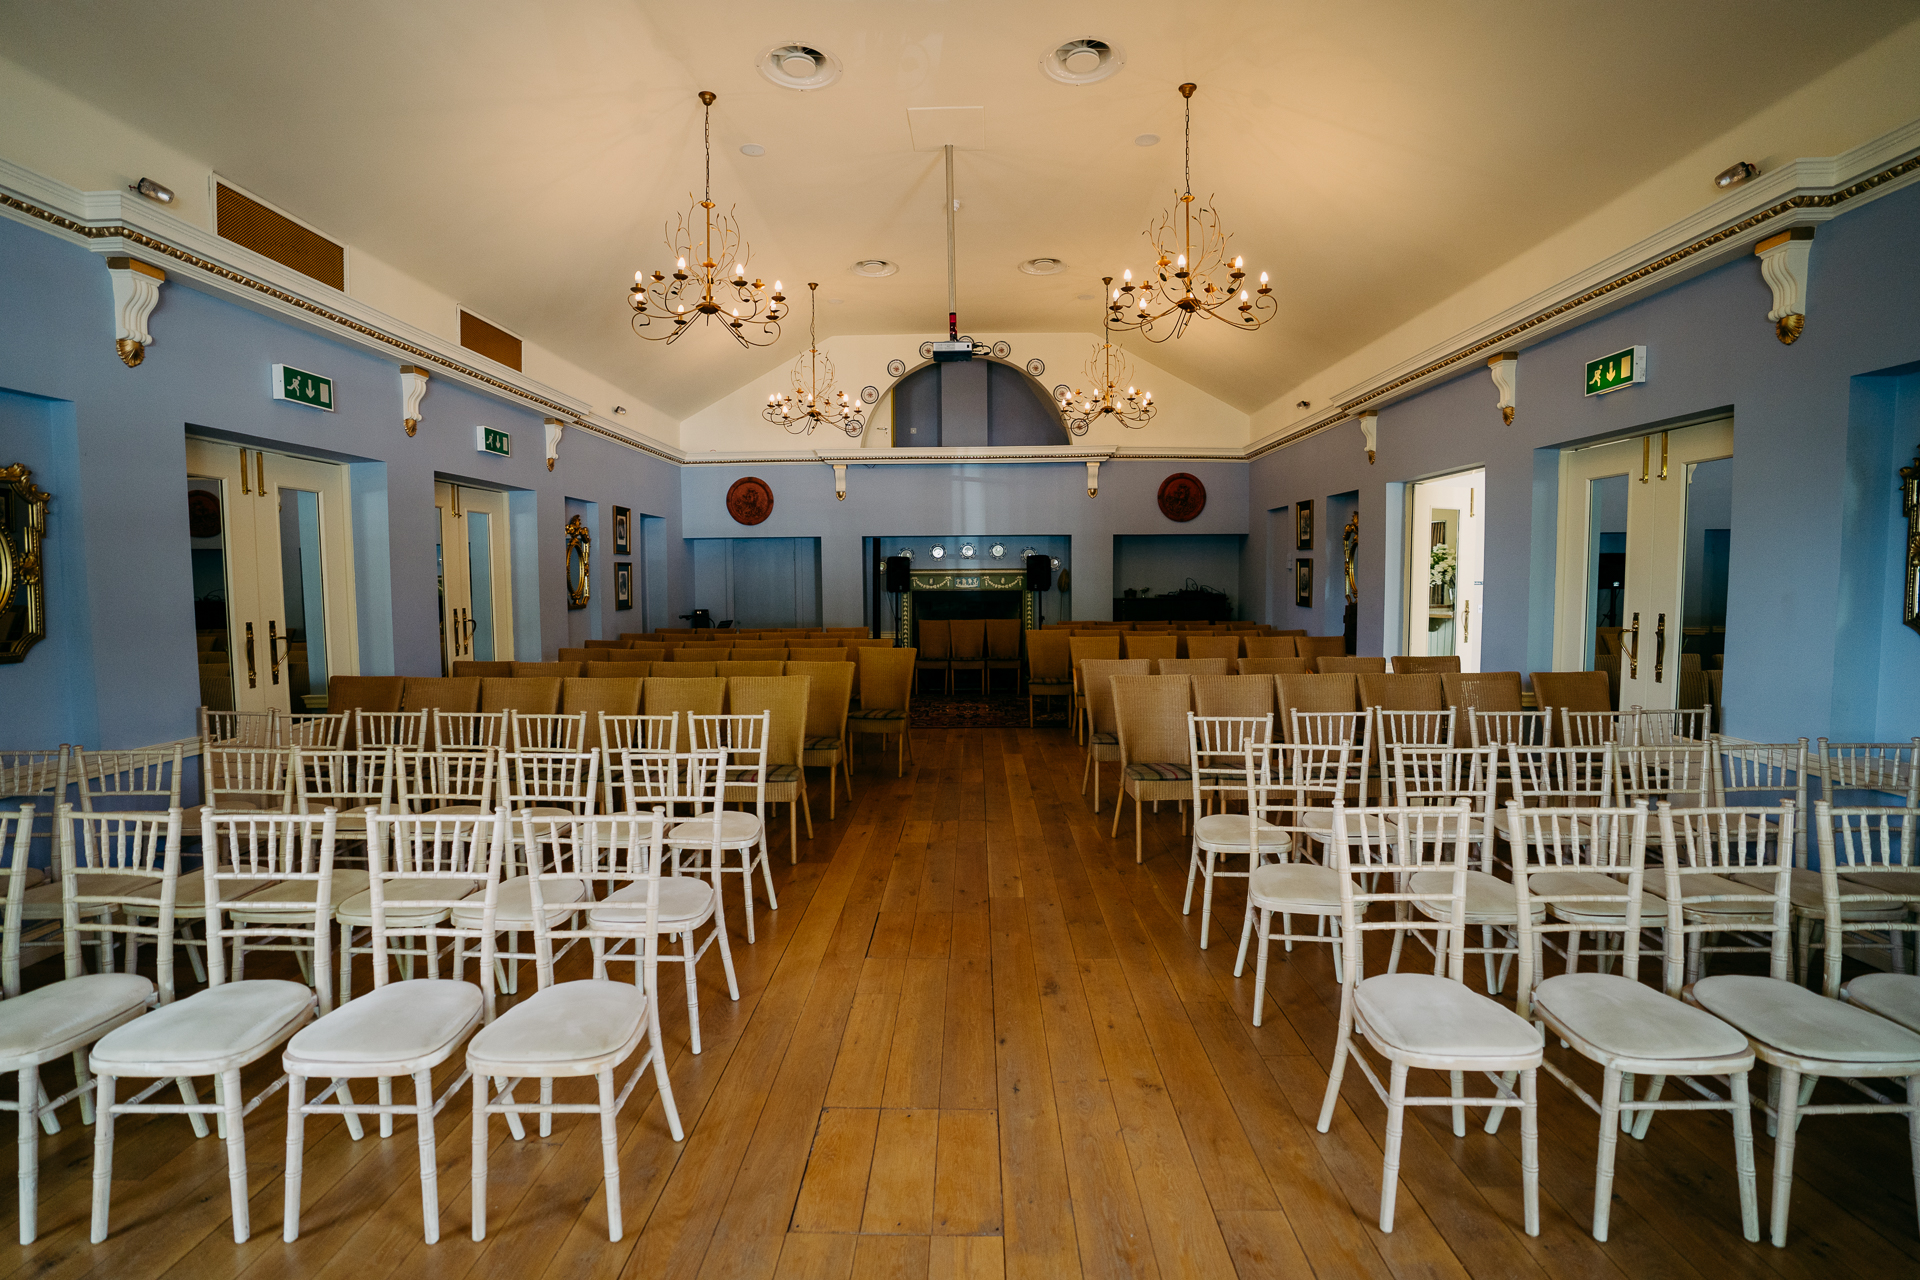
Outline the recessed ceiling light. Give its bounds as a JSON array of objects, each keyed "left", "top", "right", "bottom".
[
  {"left": 829, "top": 298, "right": 844, "bottom": 304},
  {"left": 1134, "top": 134, "right": 1159, "bottom": 147},
  {"left": 851, "top": 259, "right": 899, "bottom": 277},
  {"left": 1041, "top": 38, "right": 1124, "bottom": 86},
  {"left": 1019, "top": 257, "right": 1066, "bottom": 276},
  {"left": 757, "top": 42, "right": 843, "bottom": 90},
  {"left": 739, "top": 143, "right": 766, "bottom": 157},
  {"left": 1076, "top": 293, "right": 1094, "bottom": 301}
]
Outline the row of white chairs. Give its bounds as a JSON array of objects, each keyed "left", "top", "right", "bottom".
[{"left": 0, "top": 762, "right": 744, "bottom": 1246}]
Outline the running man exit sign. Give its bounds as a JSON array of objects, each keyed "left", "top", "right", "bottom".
[
  {"left": 272, "top": 363, "right": 334, "bottom": 410},
  {"left": 477, "top": 426, "right": 511, "bottom": 457},
  {"left": 1584, "top": 346, "right": 1646, "bottom": 396}
]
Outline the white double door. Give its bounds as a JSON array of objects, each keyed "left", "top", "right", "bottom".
[
  {"left": 186, "top": 439, "right": 357, "bottom": 714},
  {"left": 1554, "top": 418, "right": 1733, "bottom": 712},
  {"left": 436, "top": 482, "right": 514, "bottom": 673}
]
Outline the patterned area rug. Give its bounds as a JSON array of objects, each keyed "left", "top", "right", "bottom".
[{"left": 913, "top": 691, "right": 1069, "bottom": 729}]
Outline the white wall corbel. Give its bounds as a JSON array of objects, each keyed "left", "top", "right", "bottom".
[
  {"left": 1086, "top": 459, "right": 1100, "bottom": 497},
  {"left": 105, "top": 257, "right": 164, "bottom": 367},
  {"left": 399, "top": 365, "right": 429, "bottom": 436},
  {"left": 1755, "top": 227, "right": 1814, "bottom": 344},
  {"left": 1487, "top": 352, "right": 1518, "bottom": 425},
  {"left": 1358, "top": 411, "right": 1378, "bottom": 464},
  {"left": 544, "top": 417, "right": 565, "bottom": 471},
  {"left": 832, "top": 463, "right": 847, "bottom": 500}
]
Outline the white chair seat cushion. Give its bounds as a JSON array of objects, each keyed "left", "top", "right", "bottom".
[
  {"left": 1411, "top": 869, "right": 1545, "bottom": 925},
  {"left": 1841, "top": 973, "right": 1920, "bottom": 1035},
  {"left": 666, "top": 812, "right": 762, "bottom": 847},
  {"left": 588, "top": 877, "right": 717, "bottom": 929},
  {"left": 1247, "top": 863, "right": 1342, "bottom": 912},
  {"left": 1355, "top": 973, "right": 1543, "bottom": 1061},
  {"left": 1530, "top": 870, "right": 1664, "bottom": 921},
  {"left": 1844, "top": 869, "right": 1920, "bottom": 900},
  {"left": 1534, "top": 973, "right": 1750, "bottom": 1062},
  {"left": 334, "top": 878, "right": 481, "bottom": 926},
  {"left": 122, "top": 875, "right": 277, "bottom": 920},
  {"left": 420, "top": 804, "right": 488, "bottom": 816},
  {"left": 1491, "top": 810, "right": 1596, "bottom": 843},
  {"left": 1691, "top": 974, "right": 1920, "bottom": 1064},
  {"left": 450, "top": 876, "right": 589, "bottom": 927},
  {"left": 1194, "top": 813, "right": 1293, "bottom": 855},
  {"left": 228, "top": 870, "right": 372, "bottom": 917},
  {"left": 0, "top": 974, "right": 154, "bottom": 1067},
  {"left": 284, "top": 980, "right": 483, "bottom": 1073},
  {"left": 1728, "top": 869, "right": 1908, "bottom": 919},
  {"left": 1672, "top": 873, "right": 1792, "bottom": 918},
  {"left": 91, "top": 980, "right": 313, "bottom": 1075},
  {"left": 466, "top": 979, "right": 647, "bottom": 1076},
  {"left": 20, "top": 874, "right": 161, "bottom": 919},
  {"left": 1299, "top": 808, "right": 1390, "bottom": 842}
]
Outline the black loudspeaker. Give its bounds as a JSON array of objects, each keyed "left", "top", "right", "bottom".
[
  {"left": 1025, "top": 554, "right": 1053, "bottom": 592},
  {"left": 884, "top": 556, "right": 912, "bottom": 593}
]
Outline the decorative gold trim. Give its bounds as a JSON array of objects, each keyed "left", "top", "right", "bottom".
[
  {"left": 1900, "top": 449, "right": 1919, "bottom": 638},
  {"left": 565, "top": 514, "right": 591, "bottom": 610},
  {"left": 1775, "top": 313, "right": 1805, "bottom": 344},
  {"left": 0, "top": 462, "right": 51, "bottom": 663},
  {"left": 1250, "top": 152, "right": 1920, "bottom": 460},
  {"left": 115, "top": 338, "right": 144, "bottom": 367}
]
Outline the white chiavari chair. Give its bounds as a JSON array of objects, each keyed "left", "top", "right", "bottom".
[
  {"left": 1814, "top": 738, "right": 1920, "bottom": 807},
  {"left": 282, "top": 808, "right": 507, "bottom": 1244},
  {"left": 284, "top": 713, "right": 350, "bottom": 748},
  {"left": 1184, "top": 713, "right": 1281, "bottom": 949},
  {"left": 198, "top": 708, "right": 277, "bottom": 747},
  {"left": 1235, "top": 740, "right": 1360, "bottom": 1021},
  {"left": 468, "top": 807, "right": 686, "bottom": 1242},
  {"left": 355, "top": 709, "right": 428, "bottom": 749},
  {"left": 680, "top": 712, "right": 777, "bottom": 943},
  {"left": 1631, "top": 707, "right": 1709, "bottom": 746},
  {"left": 89, "top": 809, "right": 336, "bottom": 1243},
  {"left": 202, "top": 744, "right": 294, "bottom": 813},
  {"left": 598, "top": 712, "right": 678, "bottom": 753},
  {"left": 1561, "top": 709, "right": 1631, "bottom": 748},
  {"left": 1812, "top": 805, "right": 1920, "bottom": 993},
  {"left": 1291, "top": 709, "right": 1372, "bottom": 848},
  {"left": 1663, "top": 804, "right": 1801, "bottom": 985},
  {"left": 1, "top": 805, "right": 168, "bottom": 1243},
  {"left": 1712, "top": 736, "right": 1809, "bottom": 859},
  {"left": 1313, "top": 799, "right": 1542, "bottom": 1235},
  {"left": 1498, "top": 800, "right": 1760, "bottom": 1243},
  {"left": 74, "top": 744, "right": 184, "bottom": 812},
  {"left": 509, "top": 711, "right": 588, "bottom": 752},
  {"left": 293, "top": 744, "right": 395, "bottom": 844},
  {"left": 1672, "top": 801, "right": 1920, "bottom": 1248},
  {"left": 398, "top": 747, "right": 497, "bottom": 817},
  {"left": 1471, "top": 709, "right": 1550, "bottom": 750},
  {"left": 435, "top": 709, "right": 508, "bottom": 753}
]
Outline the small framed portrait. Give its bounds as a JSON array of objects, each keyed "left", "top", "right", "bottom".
[
  {"left": 612, "top": 506, "right": 631, "bottom": 556},
  {"left": 1295, "top": 558, "right": 1314, "bottom": 607},
  {"left": 1296, "top": 500, "right": 1315, "bottom": 551},
  {"left": 614, "top": 562, "right": 633, "bottom": 611}
]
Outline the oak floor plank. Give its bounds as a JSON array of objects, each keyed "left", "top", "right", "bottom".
[
  {"left": 930, "top": 1109, "right": 1000, "bottom": 1236},
  {"left": 852, "top": 1233, "right": 933, "bottom": 1280},
  {"left": 927, "top": 1234, "right": 1006, "bottom": 1280},
  {"left": 773, "top": 1231, "right": 858, "bottom": 1280},
  {"left": 860, "top": 1109, "right": 939, "bottom": 1236},
  {"left": 793, "top": 1109, "right": 882, "bottom": 1235}
]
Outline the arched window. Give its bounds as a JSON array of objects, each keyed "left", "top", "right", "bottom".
[{"left": 890, "top": 359, "right": 1066, "bottom": 447}]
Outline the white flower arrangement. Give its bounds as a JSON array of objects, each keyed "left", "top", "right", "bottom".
[{"left": 1429, "top": 543, "right": 1458, "bottom": 592}]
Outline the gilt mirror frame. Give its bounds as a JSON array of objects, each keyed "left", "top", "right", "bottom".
[
  {"left": 0, "top": 463, "right": 50, "bottom": 663},
  {"left": 565, "top": 514, "right": 591, "bottom": 610},
  {"left": 1902, "top": 448, "right": 1919, "bottom": 637}
]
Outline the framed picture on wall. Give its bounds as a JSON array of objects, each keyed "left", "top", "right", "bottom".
[
  {"left": 614, "top": 562, "right": 633, "bottom": 611},
  {"left": 1295, "top": 558, "right": 1314, "bottom": 607},
  {"left": 612, "top": 506, "right": 631, "bottom": 556},
  {"left": 1296, "top": 500, "right": 1314, "bottom": 550}
]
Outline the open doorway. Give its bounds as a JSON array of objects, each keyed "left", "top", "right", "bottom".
[{"left": 1405, "top": 468, "right": 1485, "bottom": 671}]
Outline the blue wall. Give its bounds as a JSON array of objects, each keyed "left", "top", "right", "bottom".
[
  {"left": 0, "top": 215, "right": 683, "bottom": 749},
  {"left": 1248, "top": 182, "right": 1920, "bottom": 743}
]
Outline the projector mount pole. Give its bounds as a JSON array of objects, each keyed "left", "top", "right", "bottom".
[{"left": 945, "top": 143, "right": 957, "bottom": 341}]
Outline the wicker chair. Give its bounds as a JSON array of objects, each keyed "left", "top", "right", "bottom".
[
  {"left": 850, "top": 647, "right": 916, "bottom": 776},
  {"left": 725, "top": 676, "right": 813, "bottom": 864},
  {"left": 794, "top": 661, "right": 856, "bottom": 817},
  {"left": 915, "top": 620, "right": 953, "bottom": 695},
  {"left": 1111, "top": 675, "right": 1194, "bottom": 863},
  {"left": 1026, "top": 631, "right": 1073, "bottom": 726},
  {"left": 1080, "top": 659, "right": 1152, "bottom": 812}
]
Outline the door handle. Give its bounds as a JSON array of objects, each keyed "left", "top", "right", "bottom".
[
  {"left": 245, "top": 622, "right": 257, "bottom": 688},
  {"left": 268, "top": 620, "right": 281, "bottom": 684},
  {"left": 257, "top": 450, "right": 267, "bottom": 497},
  {"left": 1654, "top": 613, "right": 1666, "bottom": 683},
  {"left": 1462, "top": 599, "right": 1470, "bottom": 644},
  {"left": 463, "top": 613, "right": 479, "bottom": 650},
  {"left": 1623, "top": 612, "right": 1640, "bottom": 679}
]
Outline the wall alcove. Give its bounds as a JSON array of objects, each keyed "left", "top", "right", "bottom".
[{"left": 890, "top": 359, "right": 1067, "bottom": 447}]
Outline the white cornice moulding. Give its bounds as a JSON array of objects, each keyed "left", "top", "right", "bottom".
[
  {"left": 1246, "top": 114, "right": 1920, "bottom": 458},
  {"left": 0, "top": 155, "right": 687, "bottom": 463}
]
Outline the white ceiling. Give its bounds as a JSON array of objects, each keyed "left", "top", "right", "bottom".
[{"left": 1, "top": 0, "right": 1912, "bottom": 418}]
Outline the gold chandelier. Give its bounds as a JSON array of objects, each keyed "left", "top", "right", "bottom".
[
  {"left": 627, "top": 90, "right": 786, "bottom": 348},
  {"left": 1059, "top": 279, "right": 1154, "bottom": 434},
  {"left": 764, "top": 284, "right": 866, "bottom": 436},
  {"left": 1110, "top": 83, "right": 1274, "bottom": 342}
]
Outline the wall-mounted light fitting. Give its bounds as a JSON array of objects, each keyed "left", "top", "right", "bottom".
[
  {"left": 1714, "top": 161, "right": 1759, "bottom": 190},
  {"left": 129, "top": 177, "right": 174, "bottom": 204}
]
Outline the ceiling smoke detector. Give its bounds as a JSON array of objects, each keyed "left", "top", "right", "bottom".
[
  {"left": 757, "top": 42, "right": 842, "bottom": 90},
  {"left": 739, "top": 143, "right": 766, "bottom": 157},
  {"left": 1019, "top": 257, "right": 1066, "bottom": 276},
  {"left": 851, "top": 259, "right": 899, "bottom": 278},
  {"left": 1041, "top": 38, "right": 1124, "bottom": 86}
]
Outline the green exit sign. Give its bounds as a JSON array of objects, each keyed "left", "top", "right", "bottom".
[
  {"left": 1584, "top": 346, "right": 1646, "bottom": 397},
  {"left": 476, "top": 426, "right": 511, "bottom": 457},
  {"left": 272, "top": 363, "right": 334, "bottom": 411}
]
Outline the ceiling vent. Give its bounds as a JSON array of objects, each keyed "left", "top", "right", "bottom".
[
  {"left": 757, "top": 43, "right": 842, "bottom": 90},
  {"left": 1040, "top": 39, "right": 1123, "bottom": 86},
  {"left": 1018, "top": 258, "right": 1066, "bottom": 276},
  {"left": 851, "top": 259, "right": 899, "bottom": 277},
  {"left": 214, "top": 181, "right": 345, "bottom": 290}
]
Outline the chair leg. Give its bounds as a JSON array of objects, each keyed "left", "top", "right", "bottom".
[
  {"left": 470, "top": 1074, "right": 489, "bottom": 1241},
  {"left": 221, "top": 1067, "right": 250, "bottom": 1242},
  {"left": 598, "top": 1068, "right": 623, "bottom": 1241},
  {"left": 1199, "top": 853, "right": 1217, "bottom": 949},
  {"left": 1450, "top": 1070, "right": 1467, "bottom": 1138},
  {"left": 1251, "top": 910, "right": 1272, "bottom": 1028},
  {"left": 283, "top": 1076, "right": 307, "bottom": 1242},
  {"left": 1234, "top": 901, "right": 1256, "bottom": 977},
  {"left": 1520, "top": 1068, "right": 1540, "bottom": 1236},
  {"left": 177, "top": 1075, "right": 210, "bottom": 1137},
  {"left": 89, "top": 1073, "right": 116, "bottom": 1243},
  {"left": 17, "top": 1065, "right": 38, "bottom": 1244},
  {"left": 1592, "top": 1065, "right": 1622, "bottom": 1241},
  {"left": 683, "top": 930, "right": 703, "bottom": 1054},
  {"left": 1316, "top": 1003, "right": 1354, "bottom": 1133},
  {"left": 1730, "top": 1070, "right": 1760, "bottom": 1243},
  {"left": 71, "top": 1050, "right": 92, "bottom": 1125},
  {"left": 1379, "top": 1061, "right": 1410, "bottom": 1231},
  {"left": 1630, "top": 1076, "right": 1666, "bottom": 1141},
  {"left": 413, "top": 1069, "right": 440, "bottom": 1244},
  {"left": 1111, "top": 788, "right": 1126, "bottom": 839},
  {"left": 1768, "top": 1067, "right": 1802, "bottom": 1247},
  {"left": 1135, "top": 794, "right": 1144, "bottom": 865}
]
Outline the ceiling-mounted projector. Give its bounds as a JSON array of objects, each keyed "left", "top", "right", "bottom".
[{"left": 932, "top": 340, "right": 974, "bottom": 362}]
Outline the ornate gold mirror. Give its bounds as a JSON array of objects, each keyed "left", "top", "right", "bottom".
[
  {"left": 565, "top": 514, "right": 591, "bottom": 610},
  {"left": 1902, "top": 448, "right": 1919, "bottom": 637},
  {"left": 0, "top": 463, "right": 50, "bottom": 663}
]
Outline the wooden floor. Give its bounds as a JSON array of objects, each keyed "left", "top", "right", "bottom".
[{"left": 8, "top": 723, "right": 1919, "bottom": 1279}]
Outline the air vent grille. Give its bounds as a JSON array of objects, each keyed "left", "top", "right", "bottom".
[
  {"left": 459, "top": 311, "right": 523, "bottom": 371},
  {"left": 215, "top": 183, "right": 345, "bottom": 289}
]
